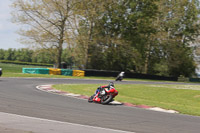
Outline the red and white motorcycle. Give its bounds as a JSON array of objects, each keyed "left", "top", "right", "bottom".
[{"left": 88, "top": 83, "right": 118, "bottom": 104}]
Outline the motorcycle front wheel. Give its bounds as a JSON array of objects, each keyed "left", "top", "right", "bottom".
[
  {"left": 101, "top": 94, "right": 113, "bottom": 104},
  {"left": 88, "top": 95, "right": 95, "bottom": 103}
]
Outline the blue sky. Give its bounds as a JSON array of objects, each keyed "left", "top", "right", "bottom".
[{"left": 0, "top": 0, "right": 25, "bottom": 49}]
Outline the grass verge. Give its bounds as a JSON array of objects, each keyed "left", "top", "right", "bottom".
[
  {"left": 53, "top": 84, "right": 200, "bottom": 116},
  {"left": 0, "top": 63, "right": 48, "bottom": 73}
]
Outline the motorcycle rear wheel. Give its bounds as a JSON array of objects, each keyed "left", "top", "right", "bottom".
[{"left": 101, "top": 95, "right": 113, "bottom": 104}]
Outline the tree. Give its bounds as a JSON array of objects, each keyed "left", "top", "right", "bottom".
[
  {"left": 150, "top": 0, "right": 200, "bottom": 77},
  {"left": 12, "top": 0, "right": 80, "bottom": 68},
  {"left": 72, "top": 0, "right": 115, "bottom": 69},
  {"left": 4, "top": 48, "right": 14, "bottom": 60},
  {"left": 0, "top": 49, "right": 5, "bottom": 60},
  {"left": 61, "top": 48, "right": 74, "bottom": 68},
  {"left": 14, "top": 48, "right": 33, "bottom": 62},
  {"left": 88, "top": 0, "right": 199, "bottom": 76},
  {"left": 87, "top": 0, "right": 159, "bottom": 72},
  {"left": 32, "top": 49, "right": 54, "bottom": 64}
]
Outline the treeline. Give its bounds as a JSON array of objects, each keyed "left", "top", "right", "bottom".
[
  {"left": 0, "top": 48, "right": 73, "bottom": 67},
  {"left": 11, "top": 0, "right": 200, "bottom": 77},
  {"left": 74, "top": 0, "right": 198, "bottom": 77}
]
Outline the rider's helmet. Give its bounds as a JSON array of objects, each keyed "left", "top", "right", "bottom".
[{"left": 109, "top": 82, "right": 114, "bottom": 87}]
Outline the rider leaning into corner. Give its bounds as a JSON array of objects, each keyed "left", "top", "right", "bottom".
[
  {"left": 89, "top": 82, "right": 115, "bottom": 103},
  {"left": 116, "top": 71, "right": 125, "bottom": 81}
]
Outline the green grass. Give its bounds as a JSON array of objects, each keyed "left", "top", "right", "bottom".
[
  {"left": 0, "top": 63, "right": 47, "bottom": 73},
  {"left": 53, "top": 84, "right": 200, "bottom": 116}
]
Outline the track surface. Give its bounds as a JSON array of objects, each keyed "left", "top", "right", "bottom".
[{"left": 0, "top": 77, "right": 200, "bottom": 133}]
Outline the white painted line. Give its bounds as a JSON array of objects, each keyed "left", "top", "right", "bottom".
[{"left": 0, "top": 112, "right": 135, "bottom": 133}]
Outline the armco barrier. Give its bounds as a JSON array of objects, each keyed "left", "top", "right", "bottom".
[
  {"left": 84, "top": 69, "right": 178, "bottom": 81},
  {"left": 189, "top": 78, "right": 200, "bottom": 82},
  {"left": 124, "top": 72, "right": 178, "bottom": 81},
  {"left": 61, "top": 69, "right": 73, "bottom": 76},
  {"left": 84, "top": 70, "right": 118, "bottom": 77},
  {"left": 22, "top": 68, "right": 49, "bottom": 74},
  {"left": 49, "top": 68, "right": 61, "bottom": 75},
  {"left": 73, "top": 70, "right": 85, "bottom": 77}
]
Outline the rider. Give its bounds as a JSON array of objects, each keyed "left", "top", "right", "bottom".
[
  {"left": 89, "top": 82, "right": 115, "bottom": 103},
  {"left": 116, "top": 71, "right": 125, "bottom": 81},
  {"left": 96, "top": 82, "right": 114, "bottom": 93}
]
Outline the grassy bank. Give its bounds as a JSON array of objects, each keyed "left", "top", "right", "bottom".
[
  {"left": 53, "top": 84, "right": 200, "bottom": 116},
  {"left": 0, "top": 63, "right": 47, "bottom": 73}
]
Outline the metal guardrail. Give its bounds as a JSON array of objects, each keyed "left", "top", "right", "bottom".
[{"left": 84, "top": 69, "right": 178, "bottom": 81}]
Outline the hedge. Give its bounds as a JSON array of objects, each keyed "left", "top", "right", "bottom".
[{"left": 0, "top": 60, "right": 53, "bottom": 67}]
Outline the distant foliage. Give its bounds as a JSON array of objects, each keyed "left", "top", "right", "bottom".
[
  {"left": 0, "top": 48, "right": 73, "bottom": 67},
  {"left": 0, "top": 60, "right": 52, "bottom": 67}
]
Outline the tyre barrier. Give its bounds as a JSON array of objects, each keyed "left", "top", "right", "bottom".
[
  {"left": 72, "top": 70, "right": 85, "bottom": 77},
  {"left": 22, "top": 68, "right": 49, "bottom": 74},
  {"left": 22, "top": 68, "right": 84, "bottom": 77}
]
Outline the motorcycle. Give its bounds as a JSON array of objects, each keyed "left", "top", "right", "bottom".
[
  {"left": 88, "top": 86, "right": 118, "bottom": 104},
  {"left": 115, "top": 76, "right": 123, "bottom": 81},
  {"left": 115, "top": 72, "right": 125, "bottom": 81}
]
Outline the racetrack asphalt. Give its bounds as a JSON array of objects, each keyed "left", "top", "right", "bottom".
[{"left": 0, "top": 77, "right": 200, "bottom": 133}]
